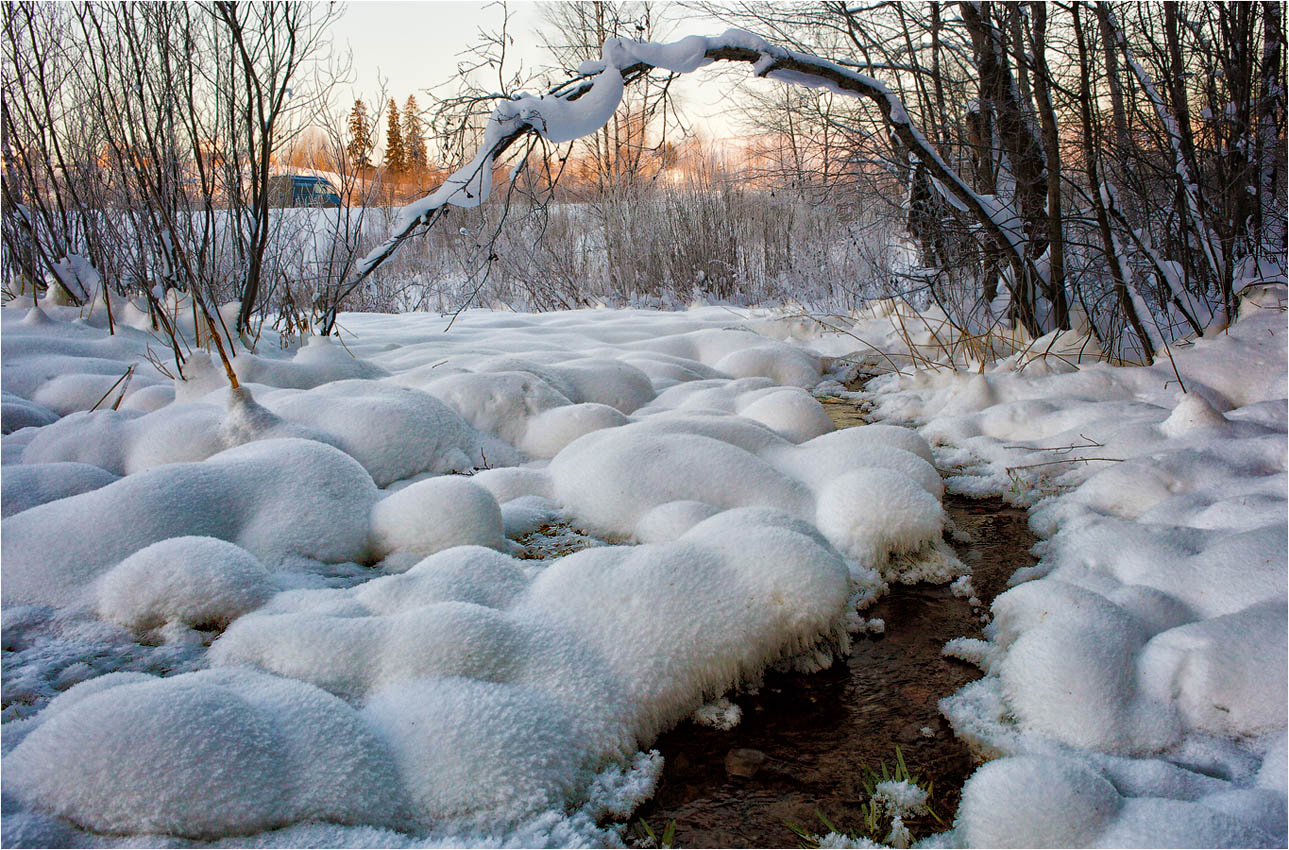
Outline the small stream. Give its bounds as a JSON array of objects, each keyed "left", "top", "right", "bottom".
[{"left": 628, "top": 404, "right": 1036, "bottom": 848}]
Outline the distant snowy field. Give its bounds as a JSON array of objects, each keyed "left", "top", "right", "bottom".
[{"left": 1, "top": 287, "right": 1285, "bottom": 848}]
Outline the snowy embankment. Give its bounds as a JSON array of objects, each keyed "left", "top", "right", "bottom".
[
  {"left": 0, "top": 285, "right": 1284, "bottom": 848},
  {"left": 842, "top": 284, "right": 1286, "bottom": 848},
  {"left": 1, "top": 297, "right": 957, "bottom": 847}
]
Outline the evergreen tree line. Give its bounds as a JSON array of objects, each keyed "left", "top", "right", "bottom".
[{"left": 346, "top": 96, "right": 428, "bottom": 176}]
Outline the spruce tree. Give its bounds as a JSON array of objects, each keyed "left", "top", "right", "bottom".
[
  {"left": 346, "top": 99, "right": 373, "bottom": 170},
  {"left": 384, "top": 98, "right": 405, "bottom": 175},
  {"left": 402, "top": 95, "right": 428, "bottom": 173}
]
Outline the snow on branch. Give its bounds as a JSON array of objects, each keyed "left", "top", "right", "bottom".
[{"left": 337, "top": 29, "right": 1037, "bottom": 320}]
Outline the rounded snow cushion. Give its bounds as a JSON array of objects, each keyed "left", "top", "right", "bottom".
[
  {"left": 523, "top": 508, "right": 851, "bottom": 739},
  {"left": 774, "top": 439, "right": 943, "bottom": 499},
  {"left": 260, "top": 381, "right": 504, "bottom": 487},
  {"left": 992, "top": 581, "right": 1181, "bottom": 754},
  {"left": 1138, "top": 599, "right": 1288, "bottom": 740},
  {"left": 96, "top": 536, "right": 274, "bottom": 631},
  {"left": 551, "top": 359, "right": 657, "bottom": 413},
  {"left": 117, "top": 383, "right": 174, "bottom": 412},
  {"left": 1, "top": 461, "right": 119, "bottom": 518},
  {"left": 550, "top": 429, "right": 812, "bottom": 539},
  {"left": 518, "top": 402, "right": 629, "bottom": 459},
  {"left": 470, "top": 467, "right": 554, "bottom": 503},
  {"left": 797, "top": 423, "right": 935, "bottom": 465},
  {"left": 1, "top": 391, "right": 58, "bottom": 433},
  {"left": 370, "top": 477, "right": 505, "bottom": 566},
  {"left": 814, "top": 467, "right": 945, "bottom": 563},
  {"left": 362, "top": 677, "right": 584, "bottom": 830},
  {"left": 737, "top": 388, "right": 834, "bottom": 443},
  {"left": 419, "top": 370, "right": 572, "bottom": 447},
  {"left": 359, "top": 546, "right": 529, "bottom": 612},
  {"left": 713, "top": 345, "right": 821, "bottom": 388},
  {"left": 2, "top": 438, "right": 378, "bottom": 608},
  {"left": 5, "top": 669, "right": 411, "bottom": 838},
  {"left": 634, "top": 500, "right": 721, "bottom": 543},
  {"left": 957, "top": 755, "right": 1121, "bottom": 847},
  {"left": 1160, "top": 392, "right": 1230, "bottom": 437}
]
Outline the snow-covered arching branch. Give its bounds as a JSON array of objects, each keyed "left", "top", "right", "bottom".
[{"left": 322, "top": 29, "right": 1037, "bottom": 333}]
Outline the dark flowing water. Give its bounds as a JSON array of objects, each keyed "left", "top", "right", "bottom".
[{"left": 627, "top": 401, "right": 1036, "bottom": 848}]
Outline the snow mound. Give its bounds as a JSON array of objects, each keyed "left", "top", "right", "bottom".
[
  {"left": 544, "top": 417, "right": 954, "bottom": 583},
  {"left": 771, "top": 433, "right": 943, "bottom": 499},
  {"left": 258, "top": 380, "right": 514, "bottom": 486},
  {"left": 957, "top": 754, "right": 1280, "bottom": 848},
  {"left": 5, "top": 668, "right": 411, "bottom": 838},
  {"left": 363, "top": 677, "right": 586, "bottom": 830},
  {"left": 2, "top": 438, "right": 377, "bottom": 606},
  {"left": 643, "top": 378, "right": 833, "bottom": 443},
  {"left": 232, "top": 334, "right": 390, "bottom": 389},
  {"left": 545, "top": 358, "right": 657, "bottom": 413},
  {"left": 1160, "top": 391, "right": 1231, "bottom": 437},
  {"left": 737, "top": 386, "right": 835, "bottom": 442},
  {"left": 518, "top": 402, "right": 630, "bottom": 459},
  {"left": 19, "top": 387, "right": 327, "bottom": 475},
  {"left": 370, "top": 476, "right": 506, "bottom": 569},
  {"left": 549, "top": 427, "right": 813, "bottom": 540},
  {"left": 714, "top": 344, "right": 822, "bottom": 388},
  {"left": 814, "top": 467, "right": 951, "bottom": 576},
  {"left": 1, "top": 461, "right": 119, "bottom": 517},
  {"left": 408, "top": 370, "right": 572, "bottom": 447},
  {"left": 626, "top": 326, "right": 822, "bottom": 387},
  {"left": 95, "top": 536, "right": 274, "bottom": 631},
  {"left": 1, "top": 391, "right": 57, "bottom": 433},
  {"left": 204, "top": 510, "right": 851, "bottom": 833}
]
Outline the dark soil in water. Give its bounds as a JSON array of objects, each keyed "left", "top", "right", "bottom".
[{"left": 629, "top": 398, "right": 1037, "bottom": 848}]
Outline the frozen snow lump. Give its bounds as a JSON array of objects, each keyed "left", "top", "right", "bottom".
[
  {"left": 1, "top": 390, "right": 57, "bottom": 433},
  {"left": 231, "top": 334, "right": 390, "bottom": 389},
  {"left": 956, "top": 755, "right": 1124, "bottom": 847},
  {"left": 370, "top": 476, "right": 506, "bottom": 570},
  {"left": 2, "top": 438, "right": 378, "bottom": 607},
  {"left": 522, "top": 508, "right": 853, "bottom": 742},
  {"left": 549, "top": 426, "right": 813, "bottom": 540},
  {"left": 957, "top": 754, "right": 1281, "bottom": 848},
  {"left": 518, "top": 402, "right": 630, "bottom": 459},
  {"left": 771, "top": 428, "right": 943, "bottom": 499},
  {"left": 4, "top": 668, "right": 412, "bottom": 838},
  {"left": 736, "top": 386, "right": 834, "bottom": 442},
  {"left": 257, "top": 380, "right": 515, "bottom": 486},
  {"left": 18, "top": 387, "right": 328, "bottom": 475},
  {"left": 363, "top": 677, "right": 587, "bottom": 831},
  {"left": 0, "top": 461, "right": 119, "bottom": 518},
  {"left": 95, "top": 536, "right": 274, "bottom": 631},
  {"left": 814, "top": 467, "right": 955, "bottom": 580}
]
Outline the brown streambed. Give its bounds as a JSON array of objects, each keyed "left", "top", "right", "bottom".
[{"left": 627, "top": 401, "right": 1036, "bottom": 848}]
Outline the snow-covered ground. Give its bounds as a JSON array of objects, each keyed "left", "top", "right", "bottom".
[{"left": 1, "top": 283, "right": 1284, "bottom": 848}]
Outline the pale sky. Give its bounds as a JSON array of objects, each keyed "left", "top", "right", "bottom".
[{"left": 335, "top": 1, "right": 744, "bottom": 142}]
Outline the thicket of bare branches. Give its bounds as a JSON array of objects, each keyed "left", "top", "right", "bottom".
[
  {"left": 4, "top": 1, "right": 1284, "bottom": 365},
  {"left": 1, "top": 1, "right": 349, "bottom": 371},
  {"left": 700, "top": 1, "right": 1286, "bottom": 359}
]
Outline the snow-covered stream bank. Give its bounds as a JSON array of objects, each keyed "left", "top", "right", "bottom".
[
  {"left": 1, "top": 287, "right": 1285, "bottom": 847},
  {"left": 854, "top": 284, "right": 1288, "bottom": 848}
]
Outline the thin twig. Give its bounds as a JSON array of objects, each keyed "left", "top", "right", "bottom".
[{"left": 89, "top": 364, "right": 135, "bottom": 412}]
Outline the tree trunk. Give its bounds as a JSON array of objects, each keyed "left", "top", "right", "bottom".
[
  {"left": 1028, "top": 1, "right": 1069, "bottom": 329},
  {"left": 1074, "top": 5, "right": 1155, "bottom": 364},
  {"left": 959, "top": 1, "right": 1048, "bottom": 333}
]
